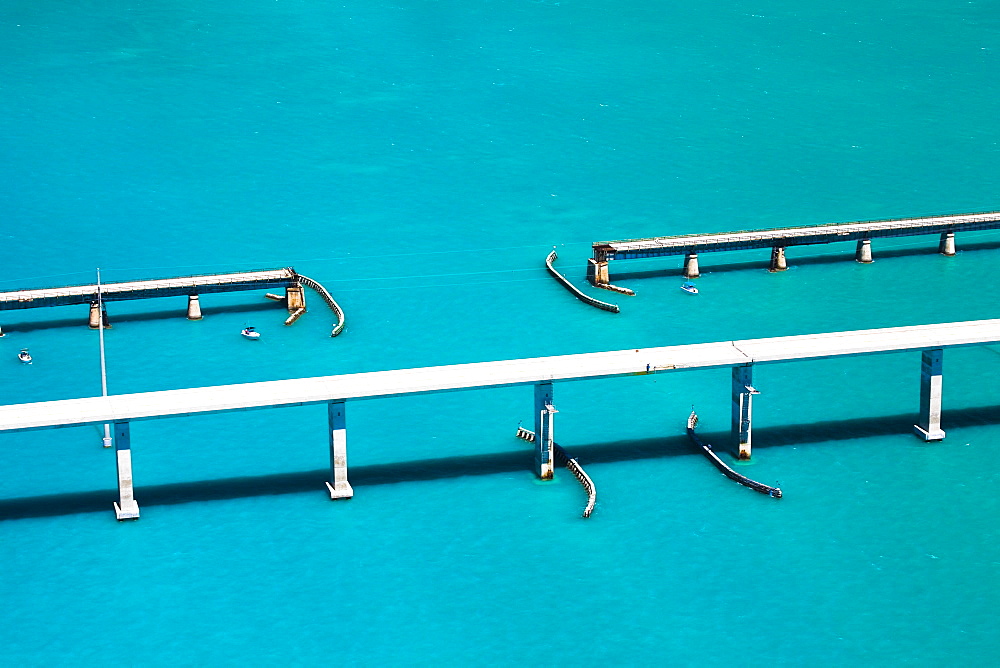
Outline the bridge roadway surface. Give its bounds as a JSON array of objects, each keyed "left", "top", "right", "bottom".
[
  {"left": 2, "top": 318, "right": 1000, "bottom": 433},
  {"left": 0, "top": 268, "right": 296, "bottom": 310},
  {"left": 594, "top": 211, "right": 1000, "bottom": 259}
]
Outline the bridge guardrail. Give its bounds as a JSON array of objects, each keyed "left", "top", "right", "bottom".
[
  {"left": 296, "top": 274, "right": 346, "bottom": 337},
  {"left": 545, "top": 250, "right": 620, "bottom": 313}
]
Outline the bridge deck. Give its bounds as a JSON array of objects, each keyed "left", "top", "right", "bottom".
[
  {"left": 0, "top": 268, "right": 296, "bottom": 310},
  {"left": 2, "top": 318, "right": 999, "bottom": 433},
  {"left": 595, "top": 211, "right": 1000, "bottom": 259}
]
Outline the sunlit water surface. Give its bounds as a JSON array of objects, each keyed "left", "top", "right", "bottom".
[{"left": 1, "top": 1, "right": 998, "bottom": 665}]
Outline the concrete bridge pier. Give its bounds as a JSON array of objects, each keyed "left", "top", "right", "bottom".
[
  {"left": 914, "top": 348, "right": 946, "bottom": 441},
  {"left": 587, "top": 258, "right": 610, "bottom": 287},
  {"left": 534, "top": 382, "right": 556, "bottom": 479},
  {"left": 286, "top": 284, "right": 306, "bottom": 312},
  {"left": 939, "top": 232, "right": 957, "bottom": 256},
  {"left": 187, "top": 294, "right": 203, "bottom": 320},
  {"left": 325, "top": 399, "right": 354, "bottom": 499},
  {"left": 856, "top": 239, "right": 873, "bottom": 263},
  {"left": 769, "top": 246, "right": 787, "bottom": 272},
  {"left": 113, "top": 421, "right": 140, "bottom": 520},
  {"left": 683, "top": 253, "right": 700, "bottom": 279},
  {"left": 731, "top": 365, "right": 758, "bottom": 459},
  {"left": 89, "top": 302, "right": 110, "bottom": 329}
]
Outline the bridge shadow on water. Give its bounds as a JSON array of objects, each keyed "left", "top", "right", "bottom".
[
  {"left": 5, "top": 403, "right": 1000, "bottom": 521},
  {"left": 610, "top": 239, "right": 1000, "bottom": 282},
  {"left": 0, "top": 302, "right": 281, "bottom": 333}
]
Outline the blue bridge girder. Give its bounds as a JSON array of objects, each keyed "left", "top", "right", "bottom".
[
  {"left": 0, "top": 268, "right": 298, "bottom": 311},
  {"left": 593, "top": 211, "right": 1000, "bottom": 262}
]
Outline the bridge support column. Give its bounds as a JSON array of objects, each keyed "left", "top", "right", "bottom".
[
  {"left": 683, "top": 253, "right": 700, "bottom": 279},
  {"left": 286, "top": 284, "right": 306, "bottom": 312},
  {"left": 731, "top": 365, "right": 758, "bottom": 459},
  {"left": 939, "top": 232, "right": 956, "bottom": 256},
  {"left": 325, "top": 400, "right": 354, "bottom": 499},
  {"left": 187, "top": 294, "right": 203, "bottom": 320},
  {"left": 769, "top": 246, "right": 787, "bottom": 272},
  {"left": 89, "top": 302, "right": 111, "bottom": 329},
  {"left": 856, "top": 239, "right": 873, "bottom": 263},
  {"left": 534, "top": 382, "right": 556, "bottom": 479},
  {"left": 113, "top": 421, "right": 140, "bottom": 520},
  {"left": 914, "top": 348, "right": 945, "bottom": 441},
  {"left": 587, "top": 258, "right": 609, "bottom": 287}
]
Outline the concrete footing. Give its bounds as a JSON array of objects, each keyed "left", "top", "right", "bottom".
[
  {"left": 534, "top": 382, "right": 556, "bottom": 479},
  {"left": 326, "top": 400, "right": 354, "bottom": 499},
  {"left": 914, "top": 348, "right": 946, "bottom": 441},
  {"left": 587, "top": 258, "right": 609, "bottom": 287},
  {"left": 584, "top": 258, "right": 632, "bottom": 294},
  {"left": 286, "top": 285, "right": 306, "bottom": 312},
  {"left": 683, "top": 253, "right": 700, "bottom": 279},
  {"left": 939, "top": 232, "right": 956, "bottom": 256},
  {"left": 284, "top": 308, "right": 306, "bottom": 326},
  {"left": 731, "top": 365, "right": 757, "bottom": 459},
  {"left": 89, "top": 302, "right": 110, "bottom": 329},
  {"left": 187, "top": 294, "right": 203, "bottom": 320},
  {"left": 856, "top": 239, "right": 873, "bottom": 263},
  {"left": 769, "top": 246, "right": 787, "bottom": 272},
  {"left": 113, "top": 421, "right": 140, "bottom": 520}
]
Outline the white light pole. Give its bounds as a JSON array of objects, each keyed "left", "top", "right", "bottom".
[{"left": 97, "top": 268, "right": 112, "bottom": 448}]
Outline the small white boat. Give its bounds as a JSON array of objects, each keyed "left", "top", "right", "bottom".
[
  {"left": 18, "top": 348, "right": 32, "bottom": 364},
  {"left": 241, "top": 327, "right": 261, "bottom": 340},
  {"left": 680, "top": 282, "right": 699, "bottom": 295}
]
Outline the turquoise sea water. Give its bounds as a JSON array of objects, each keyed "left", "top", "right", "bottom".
[{"left": 2, "top": 1, "right": 999, "bottom": 664}]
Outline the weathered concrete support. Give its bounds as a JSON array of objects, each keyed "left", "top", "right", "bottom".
[
  {"left": 939, "top": 232, "right": 956, "bottom": 256},
  {"left": 286, "top": 284, "right": 306, "bottom": 312},
  {"left": 683, "top": 253, "right": 700, "bottom": 279},
  {"left": 89, "top": 302, "right": 111, "bottom": 329},
  {"left": 769, "top": 246, "right": 787, "bottom": 272},
  {"left": 856, "top": 238, "right": 873, "bottom": 263},
  {"left": 587, "top": 258, "right": 610, "bottom": 287},
  {"left": 284, "top": 308, "right": 306, "bottom": 326},
  {"left": 325, "top": 399, "right": 354, "bottom": 499},
  {"left": 113, "top": 421, "right": 140, "bottom": 520},
  {"left": 731, "top": 365, "right": 758, "bottom": 460},
  {"left": 534, "top": 382, "right": 556, "bottom": 479},
  {"left": 914, "top": 348, "right": 945, "bottom": 441},
  {"left": 186, "top": 294, "right": 203, "bottom": 320}
]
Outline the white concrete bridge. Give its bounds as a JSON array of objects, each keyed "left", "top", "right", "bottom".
[{"left": 4, "top": 318, "right": 998, "bottom": 520}]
